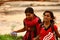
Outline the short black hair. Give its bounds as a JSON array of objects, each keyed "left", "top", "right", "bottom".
[{"left": 25, "top": 7, "right": 34, "bottom": 14}]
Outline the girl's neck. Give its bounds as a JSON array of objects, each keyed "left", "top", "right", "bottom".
[
  {"left": 30, "top": 16, "right": 35, "bottom": 21},
  {"left": 44, "top": 21, "right": 50, "bottom": 28}
]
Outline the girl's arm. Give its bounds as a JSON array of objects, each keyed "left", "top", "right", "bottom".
[
  {"left": 53, "top": 25, "right": 60, "bottom": 38},
  {"left": 11, "top": 26, "right": 26, "bottom": 36},
  {"left": 14, "top": 26, "right": 26, "bottom": 33},
  {"left": 55, "top": 29, "right": 60, "bottom": 38},
  {"left": 34, "top": 35, "right": 40, "bottom": 40}
]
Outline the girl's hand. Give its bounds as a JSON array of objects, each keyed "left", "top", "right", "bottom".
[
  {"left": 33, "top": 35, "right": 40, "bottom": 40},
  {"left": 33, "top": 38, "right": 38, "bottom": 40},
  {"left": 33, "top": 38, "right": 36, "bottom": 40},
  {"left": 11, "top": 31, "right": 17, "bottom": 36}
]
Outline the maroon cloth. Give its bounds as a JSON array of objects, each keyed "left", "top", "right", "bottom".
[{"left": 23, "top": 16, "right": 41, "bottom": 40}]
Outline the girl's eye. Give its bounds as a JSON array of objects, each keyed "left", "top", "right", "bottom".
[
  {"left": 47, "top": 15, "right": 50, "bottom": 17},
  {"left": 44, "top": 15, "right": 50, "bottom": 17},
  {"left": 26, "top": 14, "right": 30, "bottom": 16},
  {"left": 27, "top": 15, "right": 30, "bottom": 16}
]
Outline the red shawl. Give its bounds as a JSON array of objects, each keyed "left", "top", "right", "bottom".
[{"left": 23, "top": 16, "right": 40, "bottom": 40}]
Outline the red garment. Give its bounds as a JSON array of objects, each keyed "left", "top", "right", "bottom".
[
  {"left": 23, "top": 16, "right": 41, "bottom": 40},
  {"left": 39, "top": 25, "right": 57, "bottom": 40}
]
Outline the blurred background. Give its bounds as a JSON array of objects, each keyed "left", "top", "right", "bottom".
[{"left": 0, "top": 0, "right": 60, "bottom": 39}]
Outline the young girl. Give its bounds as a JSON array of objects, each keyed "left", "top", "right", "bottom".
[
  {"left": 34, "top": 11, "right": 60, "bottom": 40},
  {"left": 11, "top": 7, "right": 41, "bottom": 40}
]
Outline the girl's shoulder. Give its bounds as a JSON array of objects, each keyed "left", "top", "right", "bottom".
[
  {"left": 36, "top": 17, "right": 42, "bottom": 23},
  {"left": 23, "top": 18, "right": 27, "bottom": 21},
  {"left": 54, "top": 24, "right": 58, "bottom": 28},
  {"left": 53, "top": 24, "right": 58, "bottom": 31}
]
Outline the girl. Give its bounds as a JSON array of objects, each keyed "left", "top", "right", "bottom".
[
  {"left": 34, "top": 11, "right": 60, "bottom": 40},
  {"left": 12, "top": 7, "right": 41, "bottom": 40}
]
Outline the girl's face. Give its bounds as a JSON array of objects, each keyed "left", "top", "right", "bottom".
[
  {"left": 26, "top": 13, "right": 34, "bottom": 20},
  {"left": 43, "top": 12, "right": 52, "bottom": 22}
]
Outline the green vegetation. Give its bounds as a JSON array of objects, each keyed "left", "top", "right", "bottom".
[{"left": 0, "top": 34, "right": 23, "bottom": 40}]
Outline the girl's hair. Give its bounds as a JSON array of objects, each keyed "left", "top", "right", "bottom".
[
  {"left": 43, "top": 10, "right": 55, "bottom": 24},
  {"left": 25, "top": 7, "right": 37, "bottom": 16},
  {"left": 25, "top": 7, "right": 34, "bottom": 14}
]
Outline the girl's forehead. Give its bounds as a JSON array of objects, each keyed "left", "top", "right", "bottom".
[
  {"left": 45, "top": 13, "right": 50, "bottom": 15},
  {"left": 44, "top": 13, "right": 51, "bottom": 17},
  {"left": 26, "top": 13, "right": 32, "bottom": 14},
  {"left": 26, "top": 13, "right": 33, "bottom": 15}
]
